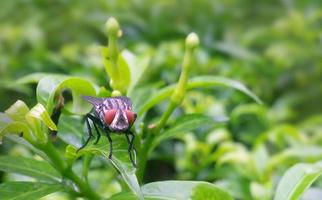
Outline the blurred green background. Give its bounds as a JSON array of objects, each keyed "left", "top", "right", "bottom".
[
  {"left": 1, "top": 0, "right": 321, "bottom": 113},
  {"left": 0, "top": 0, "right": 321, "bottom": 199}
]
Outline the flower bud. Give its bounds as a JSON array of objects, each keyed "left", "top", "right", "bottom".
[
  {"left": 106, "top": 17, "right": 120, "bottom": 37},
  {"left": 185, "top": 32, "right": 199, "bottom": 49},
  {"left": 112, "top": 90, "right": 122, "bottom": 97}
]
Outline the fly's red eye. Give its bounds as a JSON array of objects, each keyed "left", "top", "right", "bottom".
[
  {"left": 125, "top": 110, "right": 136, "bottom": 125},
  {"left": 104, "top": 109, "right": 117, "bottom": 125}
]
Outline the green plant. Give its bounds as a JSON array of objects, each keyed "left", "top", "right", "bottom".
[
  {"left": 0, "top": 17, "right": 264, "bottom": 199},
  {"left": 274, "top": 161, "right": 322, "bottom": 200}
]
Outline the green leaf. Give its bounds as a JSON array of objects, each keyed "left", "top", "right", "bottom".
[
  {"left": 0, "top": 113, "right": 11, "bottom": 127},
  {"left": 5, "top": 100, "right": 29, "bottom": 122},
  {"left": 0, "top": 181, "right": 64, "bottom": 200},
  {"left": 213, "top": 142, "right": 253, "bottom": 170},
  {"left": 36, "top": 75, "right": 97, "bottom": 115},
  {"left": 1, "top": 102, "right": 57, "bottom": 143},
  {"left": 26, "top": 103, "right": 57, "bottom": 131},
  {"left": 25, "top": 103, "right": 57, "bottom": 143},
  {"left": 116, "top": 52, "right": 131, "bottom": 92},
  {"left": 109, "top": 192, "right": 139, "bottom": 200},
  {"left": 151, "top": 114, "right": 216, "bottom": 151},
  {"left": 190, "top": 182, "right": 233, "bottom": 200},
  {"left": 274, "top": 161, "right": 322, "bottom": 200},
  {"left": 188, "top": 76, "right": 261, "bottom": 104},
  {"left": 267, "top": 146, "right": 322, "bottom": 173},
  {"left": 229, "top": 104, "right": 269, "bottom": 145},
  {"left": 255, "top": 124, "right": 304, "bottom": 150},
  {"left": 138, "top": 75, "right": 262, "bottom": 116},
  {"left": 0, "top": 121, "right": 32, "bottom": 143},
  {"left": 215, "top": 177, "right": 253, "bottom": 200},
  {"left": 57, "top": 115, "right": 84, "bottom": 147},
  {"left": 5, "top": 135, "right": 47, "bottom": 158},
  {"left": 129, "top": 85, "right": 158, "bottom": 120},
  {"left": 101, "top": 47, "right": 131, "bottom": 93},
  {"left": 0, "top": 156, "right": 61, "bottom": 182},
  {"left": 76, "top": 135, "right": 143, "bottom": 199},
  {"left": 110, "top": 181, "right": 233, "bottom": 200},
  {"left": 142, "top": 181, "right": 233, "bottom": 200},
  {"left": 15, "top": 73, "right": 56, "bottom": 85},
  {"left": 1, "top": 102, "right": 32, "bottom": 142},
  {"left": 123, "top": 50, "right": 151, "bottom": 95}
]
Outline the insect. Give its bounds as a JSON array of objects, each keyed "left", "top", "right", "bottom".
[{"left": 78, "top": 96, "right": 137, "bottom": 167}]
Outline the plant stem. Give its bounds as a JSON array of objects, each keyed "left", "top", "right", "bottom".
[
  {"left": 82, "top": 154, "right": 93, "bottom": 183},
  {"left": 157, "top": 102, "right": 177, "bottom": 131},
  {"left": 136, "top": 133, "right": 153, "bottom": 182},
  {"left": 106, "top": 17, "right": 125, "bottom": 93},
  {"left": 64, "top": 168, "right": 100, "bottom": 200},
  {"left": 40, "top": 142, "right": 100, "bottom": 200},
  {"left": 40, "top": 142, "right": 65, "bottom": 171},
  {"left": 137, "top": 33, "right": 199, "bottom": 182},
  {"left": 108, "top": 25, "right": 120, "bottom": 83},
  {"left": 171, "top": 32, "right": 199, "bottom": 105},
  {"left": 137, "top": 99, "right": 177, "bottom": 182}
]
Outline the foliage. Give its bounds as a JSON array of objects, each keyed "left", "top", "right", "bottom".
[
  {"left": 274, "top": 161, "right": 322, "bottom": 200},
  {"left": 0, "top": 1, "right": 321, "bottom": 200}
]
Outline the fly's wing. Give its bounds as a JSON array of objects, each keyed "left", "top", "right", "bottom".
[
  {"left": 82, "top": 96, "right": 133, "bottom": 110},
  {"left": 81, "top": 96, "right": 104, "bottom": 107}
]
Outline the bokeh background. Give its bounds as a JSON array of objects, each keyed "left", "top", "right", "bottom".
[
  {"left": 0, "top": 0, "right": 321, "bottom": 199},
  {"left": 1, "top": 0, "right": 321, "bottom": 111}
]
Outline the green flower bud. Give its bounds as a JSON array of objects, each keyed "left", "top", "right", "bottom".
[
  {"left": 185, "top": 32, "right": 199, "bottom": 49},
  {"left": 112, "top": 90, "right": 122, "bottom": 97},
  {"left": 171, "top": 32, "right": 199, "bottom": 104},
  {"left": 106, "top": 17, "right": 120, "bottom": 37}
]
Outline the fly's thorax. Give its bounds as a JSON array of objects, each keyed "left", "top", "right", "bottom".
[{"left": 104, "top": 97, "right": 132, "bottom": 110}]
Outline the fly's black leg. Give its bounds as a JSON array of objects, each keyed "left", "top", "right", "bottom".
[
  {"left": 86, "top": 114, "right": 103, "bottom": 140},
  {"left": 125, "top": 130, "right": 137, "bottom": 167},
  {"left": 77, "top": 114, "right": 102, "bottom": 152},
  {"left": 125, "top": 131, "right": 137, "bottom": 153},
  {"left": 104, "top": 127, "right": 113, "bottom": 159},
  {"left": 77, "top": 114, "right": 94, "bottom": 152},
  {"left": 93, "top": 122, "right": 101, "bottom": 144}
]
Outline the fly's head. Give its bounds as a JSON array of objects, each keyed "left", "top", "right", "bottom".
[{"left": 104, "top": 108, "right": 136, "bottom": 132}]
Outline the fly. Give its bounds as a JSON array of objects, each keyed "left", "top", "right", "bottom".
[{"left": 77, "top": 96, "right": 137, "bottom": 167}]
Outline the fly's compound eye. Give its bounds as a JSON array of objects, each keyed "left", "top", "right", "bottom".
[
  {"left": 125, "top": 110, "right": 137, "bottom": 125},
  {"left": 104, "top": 109, "right": 117, "bottom": 125}
]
